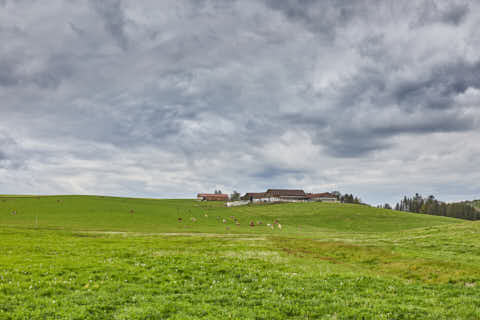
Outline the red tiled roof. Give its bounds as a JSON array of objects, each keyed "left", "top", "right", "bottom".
[{"left": 197, "top": 193, "right": 229, "bottom": 200}]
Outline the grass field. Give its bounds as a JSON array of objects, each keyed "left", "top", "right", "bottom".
[{"left": 1, "top": 196, "right": 480, "bottom": 319}]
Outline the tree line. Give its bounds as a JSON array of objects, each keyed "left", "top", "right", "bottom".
[
  {"left": 384, "top": 194, "right": 480, "bottom": 221},
  {"left": 331, "top": 191, "right": 363, "bottom": 204}
]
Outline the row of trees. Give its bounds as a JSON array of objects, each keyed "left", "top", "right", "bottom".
[
  {"left": 338, "top": 193, "right": 362, "bottom": 204},
  {"left": 387, "top": 194, "right": 480, "bottom": 220},
  {"left": 330, "top": 191, "right": 363, "bottom": 204}
]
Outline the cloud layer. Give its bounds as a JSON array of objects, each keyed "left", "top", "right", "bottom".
[{"left": 1, "top": 0, "right": 480, "bottom": 204}]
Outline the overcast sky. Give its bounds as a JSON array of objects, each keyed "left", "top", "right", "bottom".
[{"left": 1, "top": 0, "right": 480, "bottom": 205}]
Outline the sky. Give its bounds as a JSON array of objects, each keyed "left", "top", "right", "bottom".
[{"left": 1, "top": 0, "right": 480, "bottom": 205}]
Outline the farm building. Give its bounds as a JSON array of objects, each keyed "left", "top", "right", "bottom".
[
  {"left": 306, "top": 192, "right": 338, "bottom": 202},
  {"left": 240, "top": 189, "right": 308, "bottom": 203},
  {"left": 197, "top": 193, "right": 229, "bottom": 201},
  {"left": 240, "top": 192, "right": 267, "bottom": 201},
  {"left": 240, "top": 189, "right": 339, "bottom": 203},
  {"left": 264, "top": 189, "right": 307, "bottom": 201}
]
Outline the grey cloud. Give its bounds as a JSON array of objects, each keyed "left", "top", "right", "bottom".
[
  {"left": 0, "top": 59, "right": 19, "bottom": 86},
  {"left": 441, "top": 3, "right": 469, "bottom": 25},
  {"left": 372, "top": 116, "right": 474, "bottom": 135},
  {"left": 263, "top": 0, "right": 358, "bottom": 40},
  {"left": 393, "top": 61, "right": 480, "bottom": 111},
  {"left": 89, "top": 0, "right": 129, "bottom": 50},
  {"left": 0, "top": 132, "right": 24, "bottom": 170},
  {"left": 0, "top": 53, "right": 73, "bottom": 89},
  {"left": 317, "top": 130, "right": 391, "bottom": 158},
  {"left": 251, "top": 166, "right": 305, "bottom": 180},
  {"left": 266, "top": 1, "right": 470, "bottom": 33},
  {"left": 415, "top": 1, "right": 469, "bottom": 26}
]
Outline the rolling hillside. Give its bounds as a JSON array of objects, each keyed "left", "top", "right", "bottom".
[
  {"left": 1, "top": 195, "right": 479, "bottom": 319},
  {"left": 0, "top": 195, "right": 460, "bottom": 234}
]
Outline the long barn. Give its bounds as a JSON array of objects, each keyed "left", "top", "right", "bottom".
[
  {"left": 197, "top": 193, "right": 229, "bottom": 201},
  {"left": 240, "top": 189, "right": 338, "bottom": 203}
]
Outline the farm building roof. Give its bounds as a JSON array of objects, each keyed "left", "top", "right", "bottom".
[
  {"left": 265, "top": 189, "right": 306, "bottom": 197},
  {"left": 306, "top": 192, "right": 336, "bottom": 199},
  {"left": 241, "top": 192, "right": 266, "bottom": 199},
  {"left": 197, "top": 193, "right": 229, "bottom": 200}
]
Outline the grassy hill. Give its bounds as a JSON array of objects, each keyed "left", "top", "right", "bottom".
[
  {"left": 0, "top": 195, "right": 458, "bottom": 234},
  {"left": 1, "top": 195, "right": 479, "bottom": 319}
]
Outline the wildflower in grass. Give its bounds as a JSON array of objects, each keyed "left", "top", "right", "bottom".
[
  {"left": 204, "top": 214, "right": 208, "bottom": 217},
  {"left": 278, "top": 224, "right": 282, "bottom": 230},
  {"left": 222, "top": 219, "right": 227, "bottom": 223},
  {"left": 190, "top": 217, "right": 197, "bottom": 222}
]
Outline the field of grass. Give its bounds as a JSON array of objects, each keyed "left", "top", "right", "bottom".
[{"left": 1, "top": 196, "right": 480, "bottom": 319}]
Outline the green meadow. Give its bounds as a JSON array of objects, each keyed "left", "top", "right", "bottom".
[{"left": 1, "top": 196, "right": 480, "bottom": 319}]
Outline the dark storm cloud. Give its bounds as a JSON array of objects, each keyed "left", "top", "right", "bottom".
[
  {"left": 1, "top": 0, "right": 480, "bottom": 202},
  {"left": 392, "top": 61, "right": 480, "bottom": 110}
]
